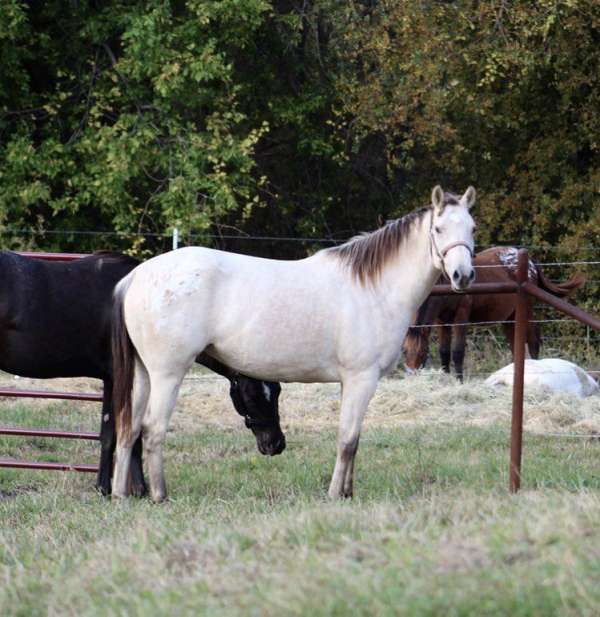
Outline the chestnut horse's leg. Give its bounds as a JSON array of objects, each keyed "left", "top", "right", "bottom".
[
  {"left": 502, "top": 321, "right": 515, "bottom": 356},
  {"left": 451, "top": 325, "right": 467, "bottom": 382},
  {"left": 439, "top": 325, "right": 452, "bottom": 373},
  {"left": 525, "top": 298, "right": 541, "bottom": 359},
  {"left": 526, "top": 322, "right": 541, "bottom": 359},
  {"left": 451, "top": 300, "right": 472, "bottom": 382}
]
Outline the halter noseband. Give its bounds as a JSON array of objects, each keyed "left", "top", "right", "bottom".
[
  {"left": 244, "top": 414, "right": 273, "bottom": 430},
  {"left": 437, "top": 240, "right": 474, "bottom": 259}
]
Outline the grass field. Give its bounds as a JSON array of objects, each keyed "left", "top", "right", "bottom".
[{"left": 1, "top": 371, "right": 600, "bottom": 616}]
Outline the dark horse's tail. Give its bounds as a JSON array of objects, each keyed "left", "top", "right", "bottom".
[
  {"left": 112, "top": 275, "right": 135, "bottom": 441},
  {"left": 535, "top": 264, "right": 586, "bottom": 298}
]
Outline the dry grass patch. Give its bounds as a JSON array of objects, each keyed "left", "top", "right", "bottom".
[{"left": 2, "top": 368, "right": 599, "bottom": 439}]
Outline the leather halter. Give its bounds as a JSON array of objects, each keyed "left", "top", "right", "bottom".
[
  {"left": 244, "top": 414, "right": 274, "bottom": 430},
  {"left": 231, "top": 376, "right": 277, "bottom": 430},
  {"left": 437, "top": 240, "right": 474, "bottom": 259},
  {"left": 429, "top": 212, "right": 474, "bottom": 279}
]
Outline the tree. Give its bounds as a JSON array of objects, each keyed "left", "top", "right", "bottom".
[{"left": 0, "top": 0, "right": 270, "bottom": 253}]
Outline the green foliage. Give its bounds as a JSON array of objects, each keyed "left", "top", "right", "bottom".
[
  {"left": 0, "top": 0, "right": 271, "bottom": 253},
  {"left": 0, "top": 1, "right": 598, "bottom": 313}
]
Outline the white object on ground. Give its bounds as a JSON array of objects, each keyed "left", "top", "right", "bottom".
[{"left": 485, "top": 358, "right": 599, "bottom": 398}]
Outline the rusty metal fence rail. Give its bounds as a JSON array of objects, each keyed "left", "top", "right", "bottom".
[
  {"left": 432, "top": 248, "right": 600, "bottom": 492},
  {"left": 0, "top": 252, "right": 101, "bottom": 474}
]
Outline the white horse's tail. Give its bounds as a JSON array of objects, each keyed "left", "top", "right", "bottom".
[{"left": 111, "top": 274, "right": 135, "bottom": 441}]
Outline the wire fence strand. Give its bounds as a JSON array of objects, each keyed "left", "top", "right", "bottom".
[{"left": 2, "top": 228, "right": 600, "bottom": 259}]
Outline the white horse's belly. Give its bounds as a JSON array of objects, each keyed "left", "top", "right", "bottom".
[
  {"left": 208, "top": 283, "right": 342, "bottom": 382},
  {"left": 206, "top": 343, "right": 340, "bottom": 382}
]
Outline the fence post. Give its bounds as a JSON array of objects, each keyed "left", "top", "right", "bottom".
[
  {"left": 509, "top": 249, "right": 529, "bottom": 493},
  {"left": 172, "top": 227, "right": 179, "bottom": 250}
]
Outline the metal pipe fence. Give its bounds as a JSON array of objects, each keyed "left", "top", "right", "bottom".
[
  {"left": 0, "top": 251, "right": 102, "bottom": 474},
  {"left": 506, "top": 250, "right": 600, "bottom": 492}
]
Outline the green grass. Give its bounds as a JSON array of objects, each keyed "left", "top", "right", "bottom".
[{"left": 2, "top": 402, "right": 600, "bottom": 616}]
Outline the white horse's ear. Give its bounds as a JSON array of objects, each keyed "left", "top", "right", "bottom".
[
  {"left": 462, "top": 186, "right": 476, "bottom": 209},
  {"left": 431, "top": 185, "right": 444, "bottom": 212}
]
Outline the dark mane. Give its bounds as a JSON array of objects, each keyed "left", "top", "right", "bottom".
[
  {"left": 328, "top": 206, "right": 431, "bottom": 284},
  {"left": 91, "top": 250, "right": 139, "bottom": 265}
]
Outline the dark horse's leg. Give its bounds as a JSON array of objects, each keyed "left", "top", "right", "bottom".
[
  {"left": 526, "top": 322, "right": 541, "bottom": 359},
  {"left": 525, "top": 298, "right": 541, "bottom": 359},
  {"left": 96, "top": 380, "right": 115, "bottom": 496},
  {"left": 439, "top": 325, "right": 452, "bottom": 373},
  {"left": 97, "top": 379, "right": 146, "bottom": 497}
]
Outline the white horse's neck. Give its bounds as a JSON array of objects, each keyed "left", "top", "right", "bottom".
[{"left": 374, "top": 210, "right": 440, "bottom": 314}]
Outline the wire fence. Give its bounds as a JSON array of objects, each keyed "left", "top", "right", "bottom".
[{"left": 1, "top": 226, "right": 600, "bottom": 255}]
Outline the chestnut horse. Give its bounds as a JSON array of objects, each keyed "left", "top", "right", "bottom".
[{"left": 403, "top": 247, "right": 585, "bottom": 381}]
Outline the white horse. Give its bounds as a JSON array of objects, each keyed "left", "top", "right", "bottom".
[
  {"left": 486, "top": 358, "right": 599, "bottom": 397},
  {"left": 112, "top": 185, "right": 477, "bottom": 502}
]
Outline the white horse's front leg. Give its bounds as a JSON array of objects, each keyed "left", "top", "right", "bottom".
[{"left": 328, "top": 371, "right": 379, "bottom": 499}]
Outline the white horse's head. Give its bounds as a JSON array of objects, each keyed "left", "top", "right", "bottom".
[{"left": 430, "top": 185, "right": 476, "bottom": 291}]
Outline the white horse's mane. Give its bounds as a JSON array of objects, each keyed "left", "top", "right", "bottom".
[
  {"left": 326, "top": 207, "right": 430, "bottom": 284},
  {"left": 327, "top": 192, "right": 463, "bottom": 285}
]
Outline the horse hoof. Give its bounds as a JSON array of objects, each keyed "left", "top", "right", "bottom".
[
  {"left": 131, "top": 483, "right": 147, "bottom": 499},
  {"left": 95, "top": 484, "right": 111, "bottom": 498},
  {"left": 150, "top": 491, "right": 167, "bottom": 504},
  {"left": 327, "top": 487, "right": 353, "bottom": 500}
]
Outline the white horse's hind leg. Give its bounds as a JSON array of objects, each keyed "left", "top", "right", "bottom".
[
  {"left": 328, "top": 371, "right": 379, "bottom": 499},
  {"left": 113, "top": 359, "right": 150, "bottom": 500},
  {"left": 143, "top": 369, "right": 188, "bottom": 503}
]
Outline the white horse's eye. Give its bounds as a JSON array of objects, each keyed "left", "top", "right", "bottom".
[{"left": 434, "top": 226, "right": 442, "bottom": 234}]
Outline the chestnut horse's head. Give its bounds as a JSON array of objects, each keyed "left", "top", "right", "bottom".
[{"left": 403, "top": 325, "right": 430, "bottom": 373}]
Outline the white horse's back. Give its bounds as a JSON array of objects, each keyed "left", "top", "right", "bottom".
[
  {"left": 486, "top": 358, "right": 599, "bottom": 397},
  {"left": 122, "top": 246, "right": 360, "bottom": 381}
]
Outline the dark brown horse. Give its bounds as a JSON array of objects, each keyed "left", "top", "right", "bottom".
[{"left": 403, "top": 247, "right": 585, "bottom": 380}]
